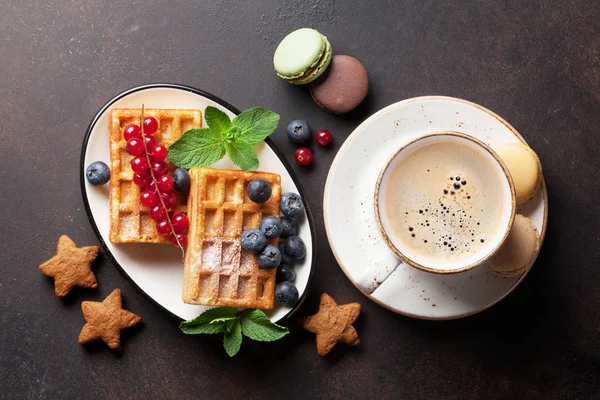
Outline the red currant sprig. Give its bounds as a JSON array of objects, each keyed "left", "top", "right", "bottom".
[{"left": 126, "top": 106, "right": 189, "bottom": 249}]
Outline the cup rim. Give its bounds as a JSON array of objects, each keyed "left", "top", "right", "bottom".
[{"left": 374, "top": 131, "right": 516, "bottom": 274}]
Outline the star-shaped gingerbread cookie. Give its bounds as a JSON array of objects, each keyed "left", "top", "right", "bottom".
[
  {"left": 299, "top": 293, "right": 361, "bottom": 356},
  {"left": 39, "top": 235, "right": 100, "bottom": 297},
  {"left": 78, "top": 289, "right": 142, "bottom": 350}
]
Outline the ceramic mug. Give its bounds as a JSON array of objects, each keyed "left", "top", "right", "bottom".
[{"left": 356, "top": 132, "right": 515, "bottom": 293}]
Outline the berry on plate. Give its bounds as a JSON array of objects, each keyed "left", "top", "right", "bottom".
[
  {"left": 151, "top": 144, "right": 168, "bottom": 162},
  {"left": 131, "top": 156, "right": 149, "bottom": 174},
  {"left": 173, "top": 168, "right": 190, "bottom": 193},
  {"left": 123, "top": 124, "right": 142, "bottom": 141},
  {"left": 157, "top": 175, "right": 174, "bottom": 192},
  {"left": 156, "top": 219, "right": 171, "bottom": 235},
  {"left": 279, "top": 242, "right": 292, "bottom": 265},
  {"left": 280, "top": 217, "right": 297, "bottom": 238},
  {"left": 151, "top": 161, "right": 168, "bottom": 177},
  {"left": 275, "top": 281, "right": 299, "bottom": 305},
  {"left": 294, "top": 147, "right": 313, "bottom": 166},
  {"left": 149, "top": 205, "right": 167, "bottom": 221},
  {"left": 283, "top": 236, "right": 306, "bottom": 260},
  {"left": 260, "top": 216, "right": 283, "bottom": 239},
  {"left": 280, "top": 192, "right": 304, "bottom": 219},
  {"left": 246, "top": 179, "right": 272, "bottom": 203},
  {"left": 258, "top": 244, "right": 281, "bottom": 269},
  {"left": 240, "top": 228, "right": 267, "bottom": 253},
  {"left": 160, "top": 191, "right": 177, "bottom": 208},
  {"left": 276, "top": 264, "right": 296, "bottom": 283},
  {"left": 140, "top": 190, "right": 157, "bottom": 207},
  {"left": 171, "top": 213, "right": 189, "bottom": 234},
  {"left": 86, "top": 161, "right": 110, "bottom": 185},
  {"left": 143, "top": 116, "right": 158, "bottom": 135},
  {"left": 126, "top": 138, "right": 145, "bottom": 157}
]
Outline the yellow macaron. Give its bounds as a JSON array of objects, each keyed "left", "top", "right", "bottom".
[
  {"left": 488, "top": 214, "right": 540, "bottom": 277},
  {"left": 494, "top": 142, "right": 542, "bottom": 204}
]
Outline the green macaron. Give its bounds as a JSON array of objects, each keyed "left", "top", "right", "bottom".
[{"left": 273, "top": 28, "right": 332, "bottom": 85}]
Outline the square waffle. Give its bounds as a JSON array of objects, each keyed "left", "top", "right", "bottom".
[
  {"left": 108, "top": 108, "right": 202, "bottom": 244},
  {"left": 183, "top": 167, "right": 282, "bottom": 310}
]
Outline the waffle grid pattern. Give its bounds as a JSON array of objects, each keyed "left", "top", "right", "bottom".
[
  {"left": 183, "top": 168, "right": 282, "bottom": 309},
  {"left": 108, "top": 109, "right": 202, "bottom": 244}
]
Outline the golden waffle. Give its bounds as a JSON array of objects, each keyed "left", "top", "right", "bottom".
[
  {"left": 108, "top": 108, "right": 202, "bottom": 244},
  {"left": 183, "top": 167, "right": 282, "bottom": 310}
]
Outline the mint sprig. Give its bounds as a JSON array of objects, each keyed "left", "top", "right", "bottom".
[
  {"left": 168, "top": 106, "right": 279, "bottom": 171},
  {"left": 179, "top": 307, "right": 289, "bottom": 357}
]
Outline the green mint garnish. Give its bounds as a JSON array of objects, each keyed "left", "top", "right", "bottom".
[
  {"left": 168, "top": 106, "right": 280, "bottom": 171},
  {"left": 223, "top": 319, "right": 242, "bottom": 357},
  {"left": 179, "top": 307, "right": 289, "bottom": 357},
  {"left": 239, "top": 309, "right": 289, "bottom": 342}
]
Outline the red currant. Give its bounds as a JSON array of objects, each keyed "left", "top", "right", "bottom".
[
  {"left": 143, "top": 117, "right": 158, "bottom": 135},
  {"left": 126, "top": 138, "right": 145, "bottom": 156},
  {"left": 133, "top": 173, "right": 151, "bottom": 187},
  {"left": 161, "top": 191, "right": 177, "bottom": 208},
  {"left": 156, "top": 220, "right": 172, "bottom": 235},
  {"left": 171, "top": 213, "right": 189, "bottom": 233},
  {"left": 147, "top": 180, "right": 158, "bottom": 193},
  {"left": 151, "top": 144, "right": 168, "bottom": 162},
  {"left": 140, "top": 190, "right": 157, "bottom": 207},
  {"left": 157, "top": 175, "right": 174, "bottom": 191},
  {"left": 171, "top": 233, "right": 188, "bottom": 247},
  {"left": 124, "top": 124, "right": 142, "bottom": 141},
  {"left": 294, "top": 147, "right": 313, "bottom": 166},
  {"left": 316, "top": 129, "right": 332, "bottom": 146},
  {"left": 151, "top": 161, "right": 168, "bottom": 177},
  {"left": 144, "top": 136, "right": 157, "bottom": 151},
  {"left": 131, "top": 156, "right": 149, "bottom": 174},
  {"left": 149, "top": 205, "right": 167, "bottom": 221}
]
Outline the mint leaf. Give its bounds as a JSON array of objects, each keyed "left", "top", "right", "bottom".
[
  {"left": 231, "top": 107, "right": 280, "bottom": 145},
  {"left": 205, "top": 106, "right": 231, "bottom": 133},
  {"left": 224, "top": 139, "right": 259, "bottom": 171},
  {"left": 179, "top": 307, "right": 237, "bottom": 335},
  {"left": 210, "top": 317, "right": 237, "bottom": 325},
  {"left": 223, "top": 319, "right": 242, "bottom": 357},
  {"left": 240, "top": 309, "right": 289, "bottom": 342},
  {"left": 167, "top": 128, "right": 225, "bottom": 168},
  {"left": 226, "top": 319, "right": 236, "bottom": 333}
]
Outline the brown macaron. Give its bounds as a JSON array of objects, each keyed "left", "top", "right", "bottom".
[{"left": 310, "top": 55, "right": 369, "bottom": 114}]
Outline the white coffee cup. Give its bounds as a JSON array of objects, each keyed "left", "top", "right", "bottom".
[{"left": 356, "top": 132, "right": 515, "bottom": 292}]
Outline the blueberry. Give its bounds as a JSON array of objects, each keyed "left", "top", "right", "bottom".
[
  {"left": 240, "top": 228, "right": 267, "bottom": 253},
  {"left": 257, "top": 244, "right": 281, "bottom": 269},
  {"left": 283, "top": 236, "right": 306, "bottom": 260},
  {"left": 276, "top": 264, "right": 296, "bottom": 283},
  {"left": 275, "top": 281, "right": 299, "bottom": 306},
  {"left": 173, "top": 168, "right": 190, "bottom": 192},
  {"left": 280, "top": 217, "right": 297, "bottom": 238},
  {"left": 279, "top": 242, "right": 292, "bottom": 265},
  {"left": 246, "top": 179, "right": 272, "bottom": 203},
  {"left": 86, "top": 161, "right": 110, "bottom": 185},
  {"left": 280, "top": 192, "right": 304, "bottom": 219},
  {"left": 286, "top": 120, "right": 310, "bottom": 144},
  {"left": 260, "top": 216, "right": 283, "bottom": 239}
]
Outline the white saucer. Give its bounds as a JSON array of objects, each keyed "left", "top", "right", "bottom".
[
  {"left": 81, "top": 84, "right": 316, "bottom": 323},
  {"left": 323, "top": 96, "right": 547, "bottom": 320}
]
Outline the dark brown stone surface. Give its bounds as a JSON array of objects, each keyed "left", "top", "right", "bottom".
[{"left": 1, "top": 1, "right": 599, "bottom": 399}]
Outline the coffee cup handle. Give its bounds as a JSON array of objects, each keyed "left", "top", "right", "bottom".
[{"left": 355, "top": 251, "right": 402, "bottom": 294}]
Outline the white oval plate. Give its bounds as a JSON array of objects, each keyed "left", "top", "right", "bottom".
[
  {"left": 81, "top": 84, "right": 316, "bottom": 323},
  {"left": 324, "top": 96, "right": 547, "bottom": 320}
]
